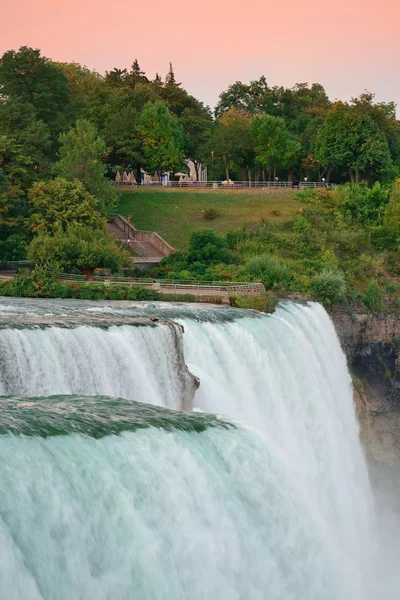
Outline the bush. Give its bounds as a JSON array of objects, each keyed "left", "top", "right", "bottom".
[
  {"left": 187, "top": 229, "right": 230, "bottom": 264},
  {"left": 229, "top": 293, "right": 277, "bottom": 313},
  {"left": 246, "top": 255, "right": 292, "bottom": 290},
  {"left": 0, "top": 234, "right": 28, "bottom": 261},
  {"left": 364, "top": 279, "right": 383, "bottom": 312},
  {"left": 202, "top": 208, "right": 219, "bottom": 220},
  {"left": 292, "top": 214, "right": 311, "bottom": 235},
  {"left": 310, "top": 269, "right": 346, "bottom": 306}
]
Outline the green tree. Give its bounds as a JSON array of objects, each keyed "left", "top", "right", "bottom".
[
  {"left": 0, "top": 98, "right": 51, "bottom": 173},
  {"left": 0, "top": 47, "right": 73, "bottom": 149},
  {"left": 138, "top": 101, "right": 184, "bottom": 175},
  {"left": 210, "top": 108, "right": 254, "bottom": 180},
  {"left": 29, "top": 178, "right": 105, "bottom": 233},
  {"left": 251, "top": 114, "right": 300, "bottom": 180},
  {"left": 54, "top": 62, "right": 105, "bottom": 115},
  {"left": 0, "top": 136, "right": 34, "bottom": 259},
  {"left": 179, "top": 103, "right": 213, "bottom": 180},
  {"left": 28, "top": 225, "right": 131, "bottom": 279},
  {"left": 314, "top": 102, "right": 394, "bottom": 182},
  {"left": 54, "top": 119, "right": 116, "bottom": 216},
  {"left": 103, "top": 105, "right": 142, "bottom": 175}
]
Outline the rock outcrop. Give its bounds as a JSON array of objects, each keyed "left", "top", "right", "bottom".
[{"left": 331, "top": 308, "right": 400, "bottom": 464}]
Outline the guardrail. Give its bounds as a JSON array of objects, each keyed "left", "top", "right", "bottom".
[
  {"left": 58, "top": 274, "right": 266, "bottom": 296},
  {"left": 110, "top": 214, "right": 174, "bottom": 257},
  {"left": 114, "top": 181, "right": 335, "bottom": 190}
]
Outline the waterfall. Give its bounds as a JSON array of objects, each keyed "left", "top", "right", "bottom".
[
  {"left": 0, "top": 322, "right": 196, "bottom": 410},
  {"left": 0, "top": 299, "right": 384, "bottom": 598}
]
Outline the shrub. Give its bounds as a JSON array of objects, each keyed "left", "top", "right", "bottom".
[
  {"left": 187, "top": 229, "right": 230, "bottom": 264},
  {"left": 202, "top": 208, "right": 219, "bottom": 220},
  {"left": 364, "top": 279, "right": 383, "bottom": 312},
  {"left": 0, "top": 234, "right": 28, "bottom": 261},
  {"left": 310, "top": 269, "right": 346, "bottom": 306},
  {"left": 246, "top": 255, "right": 292, "bottom": 290},
  {"left": 383, "top": 280, "right": 397, "bottom": 295},
  {"left": 292, "top": 214, "right": 311, "bottom": 235},
  {"left": 229, "top": 293, "right": 277, "bottom": 313}
]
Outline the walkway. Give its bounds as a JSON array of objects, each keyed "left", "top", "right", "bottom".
[{"left": 108, "top": 215, "right": 174, "bottom": 264}]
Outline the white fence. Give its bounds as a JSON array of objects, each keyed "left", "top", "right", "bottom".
[{"left": 113, "top": 180, "right": 334, "bottom": 190}]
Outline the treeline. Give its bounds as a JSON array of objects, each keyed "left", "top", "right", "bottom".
[
  {"left": 1, "top": 46, "right": 399, "bottom": 186},
  {"left": 1, "top": 45, "right": 400, "bottom": 265}
]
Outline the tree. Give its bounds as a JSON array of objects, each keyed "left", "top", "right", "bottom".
[
  {"left": 138, "top": 101, "right": 184, "bottom": 175},
  {"left": 103, "top": 106, "right": 142, "bottom": 176},
  {"left": 0, "top": 47, "right": 73, "bottom": 149},
  {"left": 105, "top": 68, "right": 128, "bottom": 88},
  {"left": 28, "top": 225, "right": 131, "bottom": 279},
  {"left": 251, "top": 114, "right": 300, "bottom": 180},
  {"left": 127, "top": 59, "right": 148, "bottom": 86},
  {"left": 29, "top": 178, "right": 105, "bottom": 233},
  {"left": 215, "top": 77, "right": 274, "bottom": 117},
  {"left": 54, "top": 119, "right": 116, "bottom": 216},
  {"left": 314, "top": 102, "right": 395, "bottom": 182},
  {"left": 165, "top": 62, "right": 178, "bottom": 86},
  {"left": 0, "top": 136, "right": 34, "bottom": 259},
  {"left": 0, "top": 98, "right": 51, "bottom": 173},
  {"left": 209, "top": 108, "right": 254, "bottom": 180},
  {"left": 54, "top": 62, "right": 104, "bottom": 114},
  {"left": 179, "top": 103, "right": 213, "bottom": 180}
]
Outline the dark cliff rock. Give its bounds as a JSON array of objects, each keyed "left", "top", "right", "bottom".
[{"left": 330, "top": 308, "right": 400, "bottom": 464}]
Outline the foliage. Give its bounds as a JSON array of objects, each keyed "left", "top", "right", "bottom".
[
  {"left": 209, "top": 108, "right": 254, "bottom": 180},
  {"left": 186, "top": 229, "right": 230, "bottom": 263},
  {"left": 229, "top": 292, "right": 277, "bottom": 313},
  {"left": 364, "top": 279, "right": 383, "bottom": 312},
  {"left": 310, "top": 269, "right": 347, "bottom": 306},
  {"left": 0, "top": 136, "right": 33, "bottom": 255},
  {"left": 314, "top": 102, "right": 395, "bottom": 182},
  {"left": 382, "top": 180, "right": 400, "bottom": 248},
  {"left": 202, "top": 208, "right": 219, "bottom": 220},
  {"left": 0, "top": 46, "right": 73, "bottom": 151},
  {"left": 27, "top": 225, "right": 131, "bottom": 278},
  {"left": 251, "top": 114, "right": 300, "bottom": 174},
  {"left": 29, "top": 178, "right": 105, "bottom": 233},
  {"left": 138, "top": 101, "right": 184, "bottom": 174},
  {"left": 54, "top": 119, "right": 117, "bottom": 216},
  {"left": 246, "top": 255, "right": 292, "bottom": 290}
]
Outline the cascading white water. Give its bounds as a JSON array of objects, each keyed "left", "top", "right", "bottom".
[
  {"left": 0, "top": 299, "right": 383, "bottom": 598},
  {"left": 179, "top": 301, "right": 373, "bottom": 591},
  {"left": 0, "top": 323, "right": 192, "bottom": 410}
]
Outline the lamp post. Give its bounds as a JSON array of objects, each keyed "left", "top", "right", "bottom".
[{"left": 211, "top": 151, "right": 214, "bottom": 182}]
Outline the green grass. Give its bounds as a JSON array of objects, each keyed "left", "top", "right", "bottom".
[{"left": 117, "top": 188, "right": 302, "bottom": 249}]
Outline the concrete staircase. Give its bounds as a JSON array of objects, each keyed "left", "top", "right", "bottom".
[{"left": 108, "top": 215, "right": 174, "bottom": 264}]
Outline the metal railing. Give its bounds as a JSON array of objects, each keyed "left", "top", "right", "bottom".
[
  {"left": 114, "top": 181, "right": 335, "bottom": 190},
  {"left": 58, "top": 274, "right": 266, "bottom": 296}
]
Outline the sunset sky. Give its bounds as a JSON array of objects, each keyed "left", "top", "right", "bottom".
[{"left": 1, "top": 0, "right": 398, "bottom": 110}]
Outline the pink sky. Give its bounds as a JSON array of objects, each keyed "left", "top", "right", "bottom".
[{"left": 1, "top": 0, "right": 399, "bottom": 110}]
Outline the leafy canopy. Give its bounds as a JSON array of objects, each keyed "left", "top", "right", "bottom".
[
  {"left": 28, "top": 177, "right": 105, "bottom": 233},
  {"left": 54, "top": 119, "right": 117, "bottom": 216},
  {"left": 28, "top": 225, "right": 132, "bottom": 277},
  {"left": 138, "top": 101, "right": 184, "bottom": 173}
]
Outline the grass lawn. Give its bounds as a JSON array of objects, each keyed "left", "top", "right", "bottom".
[{"left": 117, "top": 188, "right": 302, "bottom": 249}]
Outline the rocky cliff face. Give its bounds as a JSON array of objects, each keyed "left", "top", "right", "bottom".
[{"left": 331, "top": 309, "right": 400, "bottom": 464}]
